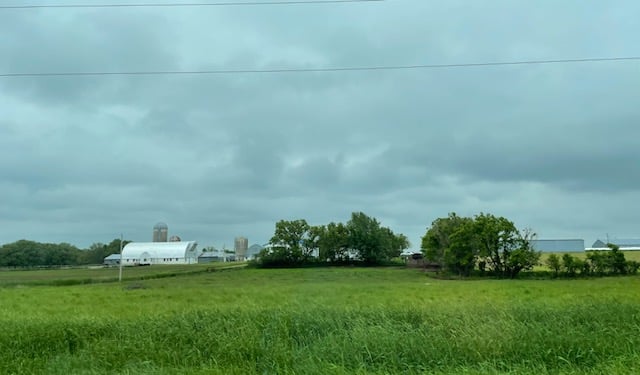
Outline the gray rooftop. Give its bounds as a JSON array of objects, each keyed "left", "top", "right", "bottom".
[
  {"left": 530, "top": 239, "right": 585, "bottom": 252},
  {"left": 593, "top": 239, "right": 640, "bottom": 247}
]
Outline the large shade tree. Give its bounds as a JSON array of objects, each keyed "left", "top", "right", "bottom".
[{"left": 421, "top": 213, "right": 541, "bottom": 278}]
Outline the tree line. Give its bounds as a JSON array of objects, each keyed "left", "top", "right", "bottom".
[
  {"left": 0, "top": 239, "right": 128, "bottom": 268},
  {"left": 256, "top": 212, "right": 410, "bottom": 267},
  {"left": 546, "top": 244, "right": 640, "bottom": 277}
]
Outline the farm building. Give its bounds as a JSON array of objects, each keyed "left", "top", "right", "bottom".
[
  {"left": 591, "top": 239, "right": 640, "bottom": 250},
  {"left": 121, "top": 241, "right": 198, "bottom": 266},
  {"left": 400, "top": 251, "right": 442, "bottom": 271},
  {"left": 103, "top": 253, "right": 121, "bottom": 266},
  {"left": 530, "top": 239, "right": 584, "bottom": 252},
  {"left": 197, "top": 253, "right": 224, "bottom": 264},
  {"left": 245, "top": 244, "right": 264, "bottom": 260}
]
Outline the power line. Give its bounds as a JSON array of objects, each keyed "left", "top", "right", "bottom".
[
  {"left": 0, "top": 0, "right": 383, "bottom": 9},
  {"left": 1, "top": 57, "right": 638, "bottom": 78}
]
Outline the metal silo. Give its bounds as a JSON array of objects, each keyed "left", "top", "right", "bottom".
[
  {"left": 153, "top": 222, "right": 169, "bottom": 242},
  {"left": 234, "top": 236, "right": 248, "bottom": 260}
]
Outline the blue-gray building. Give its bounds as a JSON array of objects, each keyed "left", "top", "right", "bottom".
[
  {"left": 592, "top": 239, "right": 640, "bottom": 249},
  {"left": 530, "top": 239, "right": 584, "bottom": 252}
]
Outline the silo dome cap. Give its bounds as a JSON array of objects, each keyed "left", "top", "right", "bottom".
[{"left": 153, "top": 222, "right": 168, "bottom": 229}]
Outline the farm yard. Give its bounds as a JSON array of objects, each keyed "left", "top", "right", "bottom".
[{"left": 1, "top": 266, "right": 639, "bottom": 374}]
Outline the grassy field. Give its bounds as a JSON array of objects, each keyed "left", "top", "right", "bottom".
[
  {"left": 0, "top": 263, "right": 244, "bottom": 287},
  {"left": 540, "top": 250, "right": 640, "bottom": 262},
  {"left": 1, "top": 267, "right": 639, "bottom": 374}
]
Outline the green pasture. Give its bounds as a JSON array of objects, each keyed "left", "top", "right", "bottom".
[
  {"left": 540, "top": 250, "right": 640, "bottom": 262},
  {"left": 0, "top": 263, "right": 244, "bottom": 287},
  {"left": 0, "top": 267, "right": 639, "bottom": 374}
]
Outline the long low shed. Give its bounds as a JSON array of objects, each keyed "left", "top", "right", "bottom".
[
  {"left": 530, "top": 239, "right": 585, "bottom": 252},
  {"left": 121, "top": 241, "right": 198, "bottom": 266}
]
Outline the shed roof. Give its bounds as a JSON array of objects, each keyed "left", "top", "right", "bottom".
[
  {"left": 592, "top": 239, "right": 640, "bottom": 248},
  {"left": 530, "top": 239, "right": 584, "bottom": 252},
  {"left": 104, "top": 253, "right": 121, "bottom": 260},
  {"left": 610, "top": 239, "right": 640, "bottom": 246}
]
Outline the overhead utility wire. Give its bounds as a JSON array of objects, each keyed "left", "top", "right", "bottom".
[
  {"left": 0, "top": 0, "right": 383, "bottom": 9},
  {"left": 1, "top": 57, "right": 638, "bottom": 78}
]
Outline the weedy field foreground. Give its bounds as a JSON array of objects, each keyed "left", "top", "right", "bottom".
[{"left": 0, "top": 268, "right": 639, "bottom": 374}]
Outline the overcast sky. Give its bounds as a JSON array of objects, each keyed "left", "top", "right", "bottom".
[{"left": 1, "top": 0, "right": 639, "bottom": 250}]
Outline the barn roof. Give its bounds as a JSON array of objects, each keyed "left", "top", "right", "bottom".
[{"left": 122, "top": 241, "right": 198, "bottom": 258}]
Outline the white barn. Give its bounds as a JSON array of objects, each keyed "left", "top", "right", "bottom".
[{"left": 121, "top": 241, "right": 198, "bottom": 266}]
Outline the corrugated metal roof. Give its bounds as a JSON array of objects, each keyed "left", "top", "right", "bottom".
[
  {"left": 592, "top": 239, "right": 640, "bottom": 247},
  {"left": 530, "top": 239, "right": 585, "bottom": 252},
  {"left": 104, "top": 254, "right": 121, "bottom": 260}
]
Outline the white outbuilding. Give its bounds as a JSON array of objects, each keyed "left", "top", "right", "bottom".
[{"left": 121, "top": 241, "right": 198, "bottom": 266}]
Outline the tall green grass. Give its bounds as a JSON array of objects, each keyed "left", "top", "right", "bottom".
[{"left": 0, "top": 268, "right": 639, "bottom": 374}]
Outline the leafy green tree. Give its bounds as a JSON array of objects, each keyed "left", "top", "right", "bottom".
[
  {"left": 421, "top": 213, "right": 471, "bottom": 266},
  {"left": 80, "top": 239, "right": 129, "bottom": 265},
  {"left": 607, "top": 243, "right": 627, "bottom": 274},
  {"left": 261, "top": 219, "right": 312, "bottom": 266},
  {"left": 391, "top": 233, "right": 411, "bottom": 258},
  {"left": 421, "top": 213, "right": 539, "bottom": 278},
  {"left": 446, "top": 220, "right": 478, "bottom": 276},
  {"left": 44, "top": 243, "right": 80, "bottom": 266},
  {"left": 318, "top": 222, "right": 350, "bottom": 262},
  {"left": 347, "top": 212, "right": 406, "bottom": 264},
  {"left": 347, "top": 212, "right": 384, "bottom": 264},
  {"left": 586, "top": 251, "right": 606, "bottom": 275},
  {"left": 581, "top": 258, "right": 592, "bottom": 275},
  {"left": 562, "top": 254, "right": 579, "bottom": 276},
  {"left": 474, "top": 213, "right": 518, "bottom": 276},
  {"left": 303, "top": 225, "right": 323, "bottom": 260},
  {"left": 473, "top": 214, "right": 540, "bottom": 278},
  {"left": 503, "top": 228, "right": 540, "bottom": 278},
  {"left": 572, "top": 258, "right": 585, "bottom": 276},
  {"left": 626, "top": 260, "right": 640, "bottom": 275},
  {"left": 545, "top": 254, "right": 561, "bottom": 277}
]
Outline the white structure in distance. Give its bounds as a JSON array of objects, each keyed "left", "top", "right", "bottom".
[{"left": 121, "top": 241, "right": 198, "bottom": 266}]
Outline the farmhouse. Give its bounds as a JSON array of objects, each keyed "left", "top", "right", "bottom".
[{"left": 121, "top": 241, "right": 198, "bottom": 266}]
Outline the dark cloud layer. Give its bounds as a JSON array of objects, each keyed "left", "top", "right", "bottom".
[{"left": 1, "top": 1, "right": 639, "bottom": 248}]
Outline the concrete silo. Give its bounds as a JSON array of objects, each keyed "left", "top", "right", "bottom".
[
  {"left": 234, "top": 236, "right": 248, "bottom": 261},
  {"left": 153, "top": 222, "right": 169, "bottom": 242}
]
